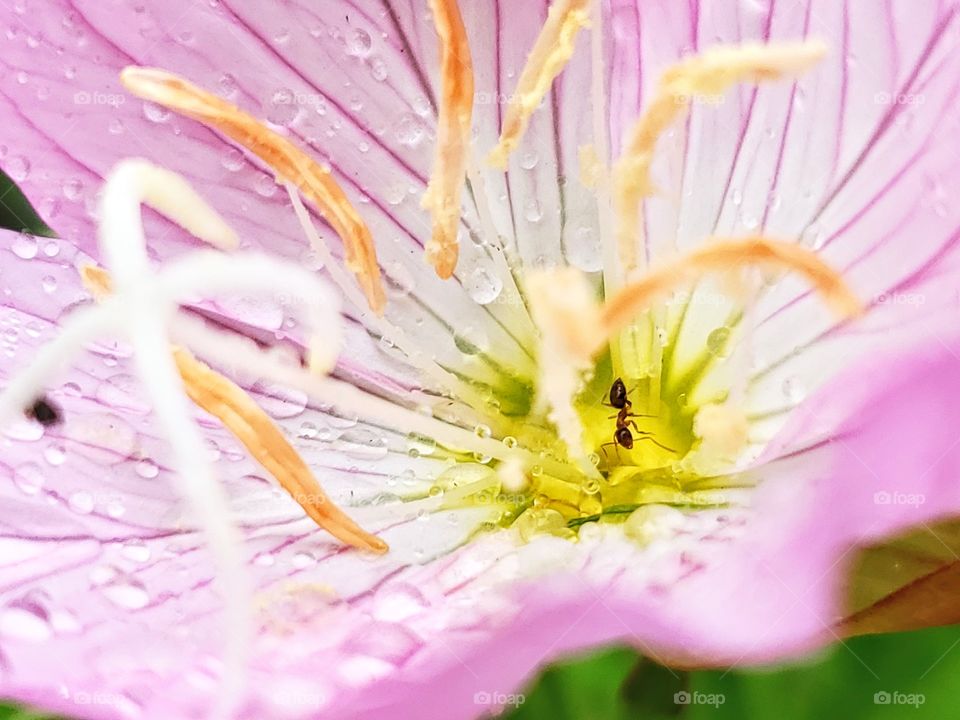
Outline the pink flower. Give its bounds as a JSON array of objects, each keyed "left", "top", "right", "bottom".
[{"left": 1, "top": 1, "right": 960, "bottom": 719}]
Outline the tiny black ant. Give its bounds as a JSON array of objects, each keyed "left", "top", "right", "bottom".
[
  {"left": 25, "top": 396, "right": 62, "bottom": 427},
  {"left": 600, "top": 378, "right": 673, "bottom": 461}
]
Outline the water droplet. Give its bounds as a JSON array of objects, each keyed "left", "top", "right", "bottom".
[
  {"left": 292, "top": 552, "right": 315, "bottom": 569},
  {"left": 369, "top": 56, "right": 388, "bottom": 81},
  {"left": 135, "top": 458, "right": 159, "bottom": 479},
  {"left": 346, "top": 28, "right": 372, "bottom": 58},
  {"left": 43, "top": 444, "right": 65, "bottom": 466},
  {"left": 406, "top": 432, "right": 436, "bottom": 457},
  {"left": 221, "top": 147, "right": 244, "bottom": 171},
  {"left": 394, "top": 112, "right": 426, "bottom": 147},
  {"left": 372, "top": 583, "right": 430, "bottom": 622},
  {"left": 254, "top": 172, "right": 278, "bottom": 197},
  {"left": 62, "top": 177, "right": 83, "bottom": 201},
  {"left": 267, "top": 88, "right": 299, "bottom": 126},
  {"left": 466, "top": 266, "right": 503, "bottom": 305},
  {"left": 0, "top": 601, "right": 52, "bottom": 642},
  {"left": 253, "top": 382, "right": 308, "bottom": 419},
  {"left": 474, "top": 424, "right": 492, "bottom": 439},
  {"left": 339, "top": 427, "right": 388, "bottom": 460},
  {"left": 516, "top": 507, "right": 568, "bottom": 542},
  {"left": 566, "top": 226, "right": 602, "bottom": 272},
  {"left": 14, "top": 462, "right": 44, "bottom": 495},
  {"left": 42, "top": 275, "right": 57, "bottom": 293},
  {"left": 121, "top": 540, "right": 151, "bottom": 563},
  {"left": 523, "top": 198, "right": 543, "bottom": 223},
  {"left": 706, "top": 326, "right": 731, "bottom": 357},
  {"left": 12, "top": 233, "right": 38, "bottom": 259},
  {"left": 781, "top": 375, "right": 806, "bottom": 403},
  {"left": 68, "top": 490, "right": 94, "bottom": 514},
  {"left": 6, "top": 155, "right": 30, "bottom": 182},
  {"left": 218, "top": 72, "right": 238, "bottom": 99},
  {"left": 142, "top": 101, "right": 170, "bottom": 123},
  {"left": 100, "top": 573, "right": 149, "bottom": 609},
  {"left": 520, "top": 152, "right": 539, "bottom": 170}
]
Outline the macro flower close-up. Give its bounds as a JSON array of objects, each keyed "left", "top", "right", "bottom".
[{"left": 1, "top": 0, "right": 960, "bottom": 718}]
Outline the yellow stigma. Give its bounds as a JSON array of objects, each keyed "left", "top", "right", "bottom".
[
  {"left": 612, "top": 40, "right": 827, "bottom": 269},
  {"left": 119, "top": 67, "right": 387, "bottom": 315},
  {"left": 422, "top": 0, "right": 474, "bottom": 279},
  {"left": 80, "top": 265, "right": 388, "bottom": 554},
  {"left": 487, "top": 0, "right": 591, "bottom": 169}
]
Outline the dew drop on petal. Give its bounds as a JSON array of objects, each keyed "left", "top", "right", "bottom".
[
  {"left": 43, "top": 444, "right": 66, "bottom": 466},
  {"left": 346, "top": 28, "right": 372, "bottom": 58},
  {"left": 121, "top": 540, "right": 151, "bottom": 563},
  {"left": 371, "top": 583, "right": 430, "bottom": 622},
  {"left": 142, "top": 101, "right": 171, "bottom": 123},
  {"left": 706, "top": 326, "right": 731, "bottom": 357},
  {"left": 523, "top": 198, "right": 543, "bottom": 223},
  {"left": 221, "top": 147, "right": 245, "bottom": 171},
  {"left": 68, "top": 490, "right": 94, "bottom": 514},
  {"left": 782, "top": 375, "right": 806, "bottom": 403},
  {"left": 13, "top": 462, "right": 45, "bottom": 495},
  {"left": 566, "top": 226, "right": 602, "bottom": 272},
  {"left": 100, "top": 574, "right": 149, "bottom": 610},
  {"left": 254, "top": 382, "right": 308, "bottom": 419},
  {"left": 267, "top": 88, "right": 299, "bottom": 127},
  {"left": 394, "top": 112, "right": 427, "bottom": 147},
  {"left": 6, "top": 155, "right": 30, "bottom": 182},
  {"left": 11, "top": 233, "right": 38, "bottom": 259},
  {"left": 466, "top": 265, "right": 503, "bottom": 305},
  {"left": 135, "top": 458, "right": 159, "bottom": 479},
  {"left": 0, "top": 603, "right": 52, "bottom": 642}
]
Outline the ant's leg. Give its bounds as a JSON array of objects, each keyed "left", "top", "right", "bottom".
[
  {"left": 633, "top": 431, "right": 675, "bottom": 453},
  {"left": 600, "top": 441, "right": 621, "bottom": 463}
]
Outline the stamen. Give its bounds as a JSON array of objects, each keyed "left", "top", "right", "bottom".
[
  {"left": 173, "top": 348, "right": 389, "bottom": 554},
  {"left": 82, "top": 264, "right": 385, "bottom": 552},
  {"left": 119, "top": 67, "right": 387, "bottom": 315},
  {"left": 486, "top": 0, "right": 591, "bottom": 169},
  {"left": 170, "top": 312, "right": 585, "bottom": 485},
  {"left": 526, "top": 268, "right": 604, "bottom": 479},
  {"left": 598, "top": 236, "right": 862, "bottom": 351},
  {"left": 612, "top": 41, "right": 827, "bottom": 269},
  {"left": 423, "top": 0, "right": 474, "bottom": 279}
]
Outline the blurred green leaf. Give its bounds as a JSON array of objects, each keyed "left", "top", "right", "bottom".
[
  {"left": 0, "top": 167, "right": 56, "bottom": 237},
  {"left": 842, "top": 518, "right": 960, "bottom": 636},
  {"left": 506, "top": 623, "right": 960, "bottom": 720}
]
